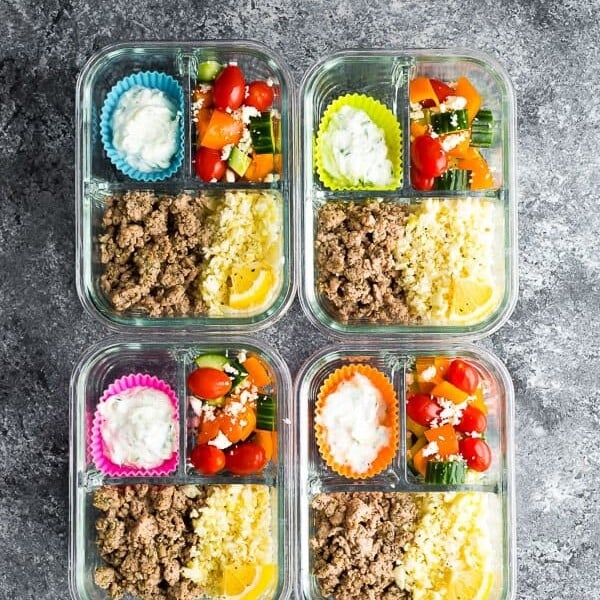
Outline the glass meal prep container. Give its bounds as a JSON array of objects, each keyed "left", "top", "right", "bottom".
[
  {"left": 75, "top": 41, "right": 295, "bottom": 332},
  {"left": 296, "top": 342, "right": 515, "bottom": 600},
  {"left": 69, "top": 336, "right": 295, "bottom": 600},
  {"left": 299, "top": 49, "right": 518, "bottom": 338}
]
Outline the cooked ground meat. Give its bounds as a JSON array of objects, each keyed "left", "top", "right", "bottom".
[
  {"left": 310, "top": 492, "right": 418, "bottom": 600},
  {"left": 98, "top": 191, "right": 213, "bottom": 317},
  {"left": 93, "top": 485, "right": 208, "bottom": 600},
  {"left": 315, "top": 199, "right": 412, "bottom": 323}
]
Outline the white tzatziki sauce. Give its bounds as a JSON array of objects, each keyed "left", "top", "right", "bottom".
[
  {"left": 111, "top": 86, "right": 180, "bottom": 172},
  {"left": 316, "top": 372, "right": 391, "bottom": 473},
  {"left": 99, "top": 386, "right": 177, "bottom": 468},
  {"left": 320, "top": 105, "right": 394, "bottom": 186}
]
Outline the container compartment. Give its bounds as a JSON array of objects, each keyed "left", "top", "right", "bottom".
[
  {"left": 296, "top": 343, "right": 515, "bottom": 600},
  {"left": 70, "top": 337, "right": 294, "bottom": 600},
  {"left": 299, "top": 49, "right": 517, "bottom": 338}
]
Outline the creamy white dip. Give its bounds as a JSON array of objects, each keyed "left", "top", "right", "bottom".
[
  {"left": 111, "top": 86, "right": 180, "bottom": 172},
  {"left": 316, "top": 372, "right": 391, "bottom": 473},
  {"left": 99, "top": 386, "right": 177, "bottom": 468},
  {"left": 320, "top": 105, "right": 394, "bottom": 187}
]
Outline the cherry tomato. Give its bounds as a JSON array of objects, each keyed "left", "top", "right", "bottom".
[
  {"left": 212, "top": 64, "right": 245, "bottom": 110},
  {"left": 446, "top": 359, "right": 480, "bottom": 394},
  {"left": 187, "top": 367, "right": 232, "bottom": 400},
  {"left": 459, "top": 437, "right": 492, "bottom": 471},
  {"left": 430, "top": 78, "right": 455, "bottom": 102},
  {"left": 194, "top": 146, "right": 227, "bottom": 182},
  {"left": 411, "top": 135, "right": 448, "bottom": 178},
  {"left": 246, "top": 80, "right": 275, "bottom": 111},
  {"left": 407, "top": 393, "right": 442, "bottom": 427},
  {"left": 410, "top": 165, "right": 435, "bottom": 191},
  {"left": 190, "top": 444, "right": 226, "bottom": 475},
  {"left": 455, "top": 405, "right": 487, "bottom": 434},
  {"left": 225, "top": 441, "right": 267, "bottom": 475}
]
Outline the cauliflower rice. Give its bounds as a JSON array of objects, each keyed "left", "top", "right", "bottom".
[
  {"left": 394, "top": 198, "right": 498, "bottom": 322},
  {"left": 199, "top": 190, "right": 283, "bottom": 315},
  {"left": 182, "top": 484, "right": 274, "bottom": 595}
]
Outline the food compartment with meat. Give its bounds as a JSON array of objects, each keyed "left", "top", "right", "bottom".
[
  {"left": 297, "top": 343, "right": 515, "bottom": 600},
  {"left": 70, "top": 338, "right": 294, "bottom": 600},
  {"left": 76, "top": 42, "right": 294, "bottom": 331},
  {"left": 299, "top": 49, "right": 516, "bottom": 338}
]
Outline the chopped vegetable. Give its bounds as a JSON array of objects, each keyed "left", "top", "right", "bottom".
[
  {"left": 425, "top": 459, "right": 466, "bottom": 484},
  {"left": 243, "top": 355, "right": 272, "bottom": 388}
]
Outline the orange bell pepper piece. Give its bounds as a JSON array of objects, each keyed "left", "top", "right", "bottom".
[
  {"left": 409, "top": 77, "right": 439, "bottom": 107},
  {"left": 243, "top": 153, "right": 276, "bottom": 182},
  {"left": 412, "top": 447, "right": 428, "bottom": 477},
  {"left": 194, "top": 107, "right": 212, "bottom": 142},
  {"left": 410, "top": 121, "right": 429, "bottom": 140},
  {"left": 243, "top": 355, "right": 272, "bottom": 388},
  {"left": 456, "top": 147, "right": 494, "bottom": 190},
  {"left": 470, "top": 386, "right": 488, "bottom": 414},
  {"left": 254, "top": 429, "right": 274, "bottom": 462},
  {"left": 200, "top": 109, "right": 243, "bottom": 150},
  {"left": 197, "top": 414, "right": 221, "bottom": 445},
  {"left": 431, "top": 380, "right": 470, "bottom": 404},
  {"left": 424, "top": 423, "right": 459, "bottom": 457},
  {"left": 454, "top": 76, "right": 482, "bottom": 124}
]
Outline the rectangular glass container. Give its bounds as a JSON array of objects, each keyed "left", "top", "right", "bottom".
[
  {"left": 76, "top": 41, "right": 295, "bottom": 331},
  {"left": 69, "top": 336, "right": 295, "bottom": 600},
  {"left": 296, "top": 342, "right": 516, "bottom": 600},
  {"left": 299, "top": 49, "right": 517, "bottom": 338}
]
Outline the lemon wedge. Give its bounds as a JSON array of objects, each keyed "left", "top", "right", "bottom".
[
  {"left": 446, "top": 569, "right": 494, "bottom": 600},
  {"left": 448, "top": 277, "right": 498, "bottom": 324},
  {"left": 228, "top": 265, "right": 275, "bottom": 310},
  {"left": 222, "top": 563, "right": 277, "bottom": 600}
]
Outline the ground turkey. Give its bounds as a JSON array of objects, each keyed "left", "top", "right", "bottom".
[
  {"left": 98, "top": 191, "right": 213, "bottom": 317},
  {"left": 93, "top": 485, "right": 208, "bottom": 600},
  {"left": 311, "top": 492, "right": 418, "bottom": 600},
  {"left": 315, "top": 199, "right": 412, "bottom": 323}
]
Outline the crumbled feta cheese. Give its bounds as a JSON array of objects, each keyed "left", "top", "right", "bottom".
[
  {"left": 440, "top": 131, "right": 470, "bottom": 152},
  {"left": 420, "top": 365, "right": 437, "bottom": 382},
  {"left": 207, "top": 431, "right": 232, "bottom": 449},
  {"left": 443, "top": 95, "right": 468, "bottom": 110},
  {"left": 422, "top": 441, "right": 439, "bottom": 457},
  {"left": 241, "top": 105, "right": 260, "bottom": 124},
  {"left": 221, "top": 144, "right": 233, "bottom": 160}
]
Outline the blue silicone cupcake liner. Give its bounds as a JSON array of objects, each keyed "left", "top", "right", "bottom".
[{"left": 100, "top": 71, "right": 184, "bottom": 182}]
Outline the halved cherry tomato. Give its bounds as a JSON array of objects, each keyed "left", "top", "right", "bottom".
[
  {"left": 212, "top": 64, "right": 245, "bottom": 110},
  {"left": 430, "top": 79, "right": 455, "bottom": 103},
  {"left": 246, "top": 80, "right": 274, "bottom": 111},
  {"left": 190, "top": 444, "right": 226, "bottom": 475},
  {"left": 187, "top": 367, "right": 232, "bottom": 400},
  {"left": 410, "top": 135, "right": 447, "bottom": 178},
  {"left": 455, "top": 404, "right": 487, "bottom": 434},
  {"left": 410, "top": 165, "right": 435, "bottom": 191},
  {"left": 194, "top": 146, "right": 226, "bottom": 182},
  {"left": 225, "top": 441, "right": 267, "bottom": 475},
  {"left": 406, "top": 393, "right": 442, "bottom": 427},
  {"left": 459, "top": 437, "right": 491, "bottom": 471},
  {"left": 446, "top": 359, "right": 480, "bottom": 395}
]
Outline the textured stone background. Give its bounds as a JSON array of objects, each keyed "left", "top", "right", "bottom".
[{"left": 0, "top": 0, "right": 599, "bottom": 599}]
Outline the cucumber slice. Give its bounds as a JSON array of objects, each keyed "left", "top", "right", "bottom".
[
  {"left": 197, "top": 60, "right": 222, "bottom": 82},
  {"left": 194, "top": 354, "right": 229, "bottom": 370},
  {"left": 256, "top": 394, "right": 276, "bottom": 431},
  {"left": 433, "top": 169, "right": 471, "bottom": 191},
  {"left": 431, "top": 109, "right": 469, "bottom": 134},
  {"left": 228, "top": 146, "right": 252, "bottom": 176},
  {"left": 425, "top": 460, "right": 466, "bottom": 485},
  {"left": 471, "top": 109, "right": 494, "bottom": 147},
  {"left": 249, "top": 111, "right": 276, "bottom": 154}
]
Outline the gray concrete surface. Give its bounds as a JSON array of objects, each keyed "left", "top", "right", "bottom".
[{"left": 0, "top": 0, "right": 599, "bottom": 599}]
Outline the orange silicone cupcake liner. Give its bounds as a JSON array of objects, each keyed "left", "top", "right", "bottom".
[{"left": 314, "top": 364, "right": 399, "bottom": 479}]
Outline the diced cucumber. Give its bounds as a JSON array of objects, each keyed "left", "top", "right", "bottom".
[
  {"left": 197, "top": 60, "right": 222, "bottom": 82},
  {"left": 228, "top": 146, "right": 252, "bottom": 176},
  {"left": 425, "top": 460, "right": 466, "bottom": 485},
  {"left": 193, "top": 353, "right": 248, "bottom": 388},
  {"left": 249, "top": 111, "right": 276, "bottom": 154},
  {"left": 256, "top": 394, "right": 276, "bottom": 431},
  {"left": 431, "top": 109, "right": 469, "bottom": 134},
  {"left": 194, "top": 354, "right": 230, "bottom": 370},
  {"left": 471, "top": 109, "right": 494, "bottom": 147},
  {"left": 433, "top": 169, "right": 471, "bottom": 191}
]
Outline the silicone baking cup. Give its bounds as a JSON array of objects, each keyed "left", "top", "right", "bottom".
[
  {"left": 314, "top": 364, "right": 399, "bottom": 479},
  {"left": 100, "top": 71, "right": 184, "bottom": 181},
  {"left": 315, "top": 93, "right": 402, "bottom": 191},
  {"left": 90, "top": 373, "right": 179, "bottom": 477}
]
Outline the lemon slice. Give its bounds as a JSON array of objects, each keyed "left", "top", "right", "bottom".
[
  {"left": 228, "top": 265, "right": 275, "bottom": 310},
  {"left": 222, "top": 564, "right": 277, "bottom": 600},
  {"left": 446, "top": 569, "right": 494, "bottom": 600},
  {"left": 448, "top": 277, "right": 498, "bottom": 324}
]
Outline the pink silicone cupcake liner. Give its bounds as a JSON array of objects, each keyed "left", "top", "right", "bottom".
[{"left": 90, "top": 373, "right": 179, "bottom": 477}]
